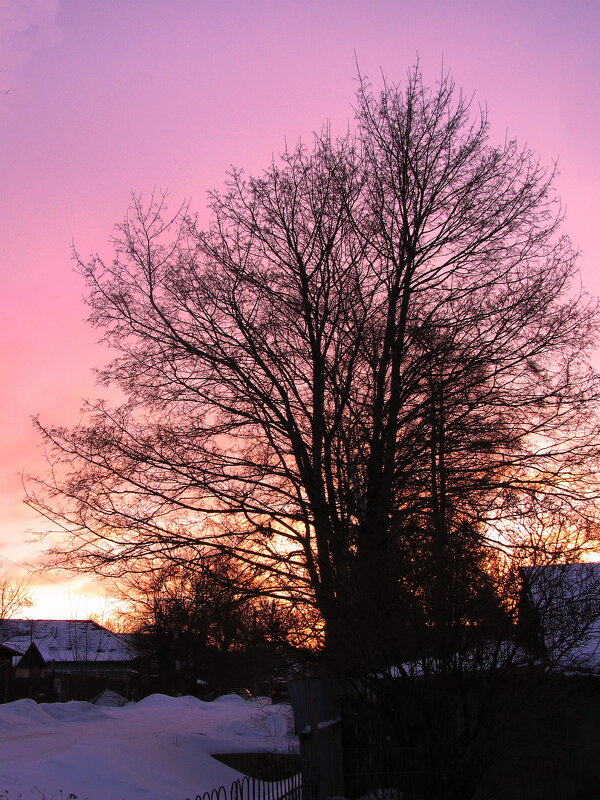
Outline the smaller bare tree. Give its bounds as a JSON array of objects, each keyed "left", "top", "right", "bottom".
[
  {"left": 0, "top": 570, "right": 32, "bottom": 626},
  {"left": 118, "top": 556, "right": 314, "bottom": 693}
]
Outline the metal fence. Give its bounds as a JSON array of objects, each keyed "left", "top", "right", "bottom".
[{"left": 187, "top": 767, "right": 303, "bottom": 800}]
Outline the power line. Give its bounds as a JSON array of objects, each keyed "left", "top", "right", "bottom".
[
  {"left": 1, "top": 552, "right": 69, "bottom": 588},
  {"left": 0, "top": 552, "right": 123, "bottom": 610}
]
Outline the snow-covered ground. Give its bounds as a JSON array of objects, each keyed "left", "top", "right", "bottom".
[{"left": 0, "top": 694, "right": 295, "bottom": 800}]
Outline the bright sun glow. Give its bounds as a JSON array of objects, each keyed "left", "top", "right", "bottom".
[{"left": 26, "top": 581, "right": 126, "bottom": 624}]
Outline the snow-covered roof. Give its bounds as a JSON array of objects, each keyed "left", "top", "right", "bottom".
[
  {"left": 381, "top": 642, "right": 531, "bottom": 679},
  {"left": 0, "top": 641, "right": 27, "bottom": 656},
  {"left": 521, "top": 563, "right": 600, "bottom": 673},
  {"left": 1, "top": 640, "right": 30, "bottom": 657},
  {"left": 0, "top": 620, "right": 137, "bottom": 664}
]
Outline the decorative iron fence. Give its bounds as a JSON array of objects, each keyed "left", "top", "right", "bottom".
[{"left": 187, "top": 768, "right": 303, "bottom": 800}]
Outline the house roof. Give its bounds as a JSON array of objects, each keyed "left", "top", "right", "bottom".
[
  {"left": 0, "top": 619, "right": 137, "bottom": 664},
  {"left": 1, "top": 640, "right": 29, "bottom": 656},
  {"left": 0, "top": 642, "right": 25, "bottom": 658},
  {"left": 521, "top": 563, "right": 600, "bottom": 673}
]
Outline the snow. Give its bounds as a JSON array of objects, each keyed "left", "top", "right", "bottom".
[
  {"left": 0, "top": 694, "right": 295, "bottom": 800},
  {"left": 301, "top": 718, "right": 340, "bottom": 734},
  {"left": 0, "top": 619, "right": 136, "bottom": 663},
  {"left": 522, "top": 563, "right": 600, "bottom": 672}
]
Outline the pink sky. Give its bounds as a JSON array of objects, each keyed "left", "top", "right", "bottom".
[{"left": 1, "top": 0, "right": 599, "bottom": 618}]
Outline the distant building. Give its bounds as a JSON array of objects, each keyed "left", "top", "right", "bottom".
[
  {"left": 0, "top": 619, "right": 138, "bottom": 702},
  {"left": 0, "top": 642, "right": 24, "bottom": 703}
]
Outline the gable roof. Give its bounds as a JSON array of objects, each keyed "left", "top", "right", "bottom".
[
  {"left": 0, "top": 642, "right": 24, "bottom": 658},
  {"left": 521, "top": 563, "right": 600, "bottom": 674},
  {"left": 0, "top": 620, "right": 137, "bottom": 664}
]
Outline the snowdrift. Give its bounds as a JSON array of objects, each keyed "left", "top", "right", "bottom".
[{"left": 0, "top": 694, "right": 294, "bottom": 800}]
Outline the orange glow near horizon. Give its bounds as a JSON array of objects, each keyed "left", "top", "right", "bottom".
[
  {"left": 24, "top": 584, "right": 113, "bottom": 623},
  {"left": 22, "top": 579, "right": 127, "bottom": 625}
]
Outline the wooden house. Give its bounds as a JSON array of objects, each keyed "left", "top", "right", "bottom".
[{"left": 0, "top": 619, "right": 138, "bottom": 701}]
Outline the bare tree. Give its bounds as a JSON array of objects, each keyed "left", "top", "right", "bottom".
[
  {"left": 28, "top": 66, "right": 600, "bottom": 666},
  {"left": 0, "top": 570, "right": 32, "bottom": 624},
  {"left": 118, "top": 556, "right": 309, "bottom": 693},
  {"left": 123, "top": 557, "right": 258, "bottom": 656},
  {"left": 26, "top": 64, "right": 600, "bottom": 800},
  {"left": 30, "top": 68, "right": 598, "bottom": 639}
]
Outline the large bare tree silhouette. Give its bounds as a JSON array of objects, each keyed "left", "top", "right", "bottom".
[{"left": 29, "top": 67, "right": 600, "bottom": 675}]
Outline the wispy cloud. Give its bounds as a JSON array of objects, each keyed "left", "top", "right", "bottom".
[{"left": 0, "top": 0, "right": 62, "bottom": 92}]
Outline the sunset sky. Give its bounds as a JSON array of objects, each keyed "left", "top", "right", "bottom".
[{"left": 1, "top": 0, "right": 599, "bottom": 619}]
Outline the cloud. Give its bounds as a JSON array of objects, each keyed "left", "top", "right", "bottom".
[{"left": 0, "top": 0, "right": 62, "bottom": 91}]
